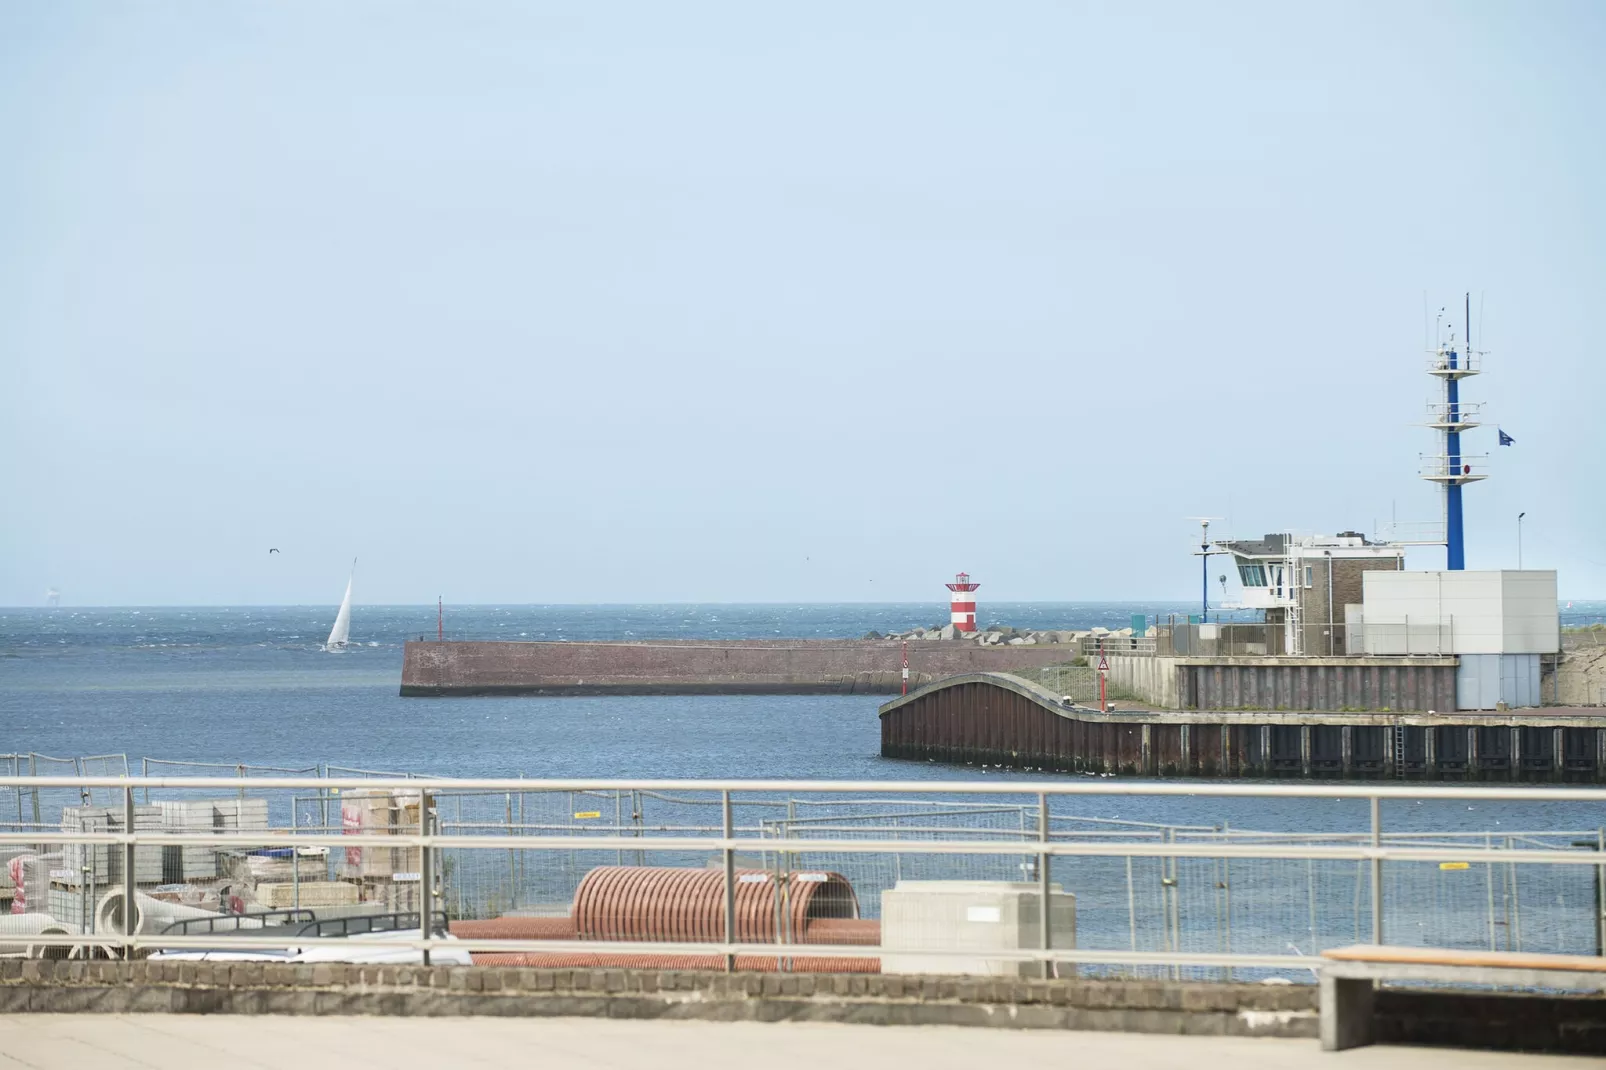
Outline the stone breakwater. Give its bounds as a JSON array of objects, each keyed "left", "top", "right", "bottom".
[
  {"left": 400, "top": 640, "right": 1076, "bottom": 696},
  {"left": 872, "top": 624, "right": 1139, "bottom": 647}
]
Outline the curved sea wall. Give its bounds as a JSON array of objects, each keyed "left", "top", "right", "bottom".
[
  {"left": 880, "top": 672, "right": 1606, "bottom": 780},
  {"left": 399, "top": 639, "right": 1074, "bottom": 696}
]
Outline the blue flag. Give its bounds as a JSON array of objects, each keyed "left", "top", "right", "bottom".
[{"left": 1498, "top": 428, "right": 1515, "bottom": 446}]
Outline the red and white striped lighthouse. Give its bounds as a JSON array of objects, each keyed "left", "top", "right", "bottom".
[{"left": 945, "top": 571, "right": 979, "bottom": 633}]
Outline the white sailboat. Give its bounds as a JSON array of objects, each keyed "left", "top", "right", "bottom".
[{"left": 325, "top": 559, "right": 355, "bottom": 652}]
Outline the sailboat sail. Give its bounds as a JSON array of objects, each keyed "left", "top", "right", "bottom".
[{"left": 326, "top": 561, "right": 355, "bottom": 651}]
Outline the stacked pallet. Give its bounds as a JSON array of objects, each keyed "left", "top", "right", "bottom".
[
  {"left": 336, "top": 791, "right": 422, "bottom": 882},
  {"left": 46, "top": 883, "right": 94, "bottom": 926},
  {"left": 243, "top": 848, "right": 327, "bottom": 884},
  {"left": 153, "top": 798, "right": 272, "bottom": 882},
  {"left": 155, "top": 800, "right": 220, "bottom": 881},
  {"left": 213, "top": 798, "right": 270, "bottom": 834},
  {"left": 61, "top": 806, "right": 163, "bottom": 885},
  {"left": 254, "top": 880, "right": 358, "bottom": 910}
]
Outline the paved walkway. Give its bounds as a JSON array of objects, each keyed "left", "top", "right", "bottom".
[{"left": 0, "top": 1016, "right": 1599, "bottom": 1069}]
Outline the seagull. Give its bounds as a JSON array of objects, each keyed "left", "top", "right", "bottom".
[{"left": 268, "top": 548, "right": 280, "bottom": 554}]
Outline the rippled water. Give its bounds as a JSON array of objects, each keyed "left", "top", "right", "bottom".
[{"left": 2, "top": 602, "right": 1602, "bottom": 833}]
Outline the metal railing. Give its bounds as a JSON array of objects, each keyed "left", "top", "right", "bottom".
[
  {"left": 1079, "top": 636, "right": 1156, "bottom": 656},
  {"left": 3, "top": 776, "right": 1606, "bottom": 978}
]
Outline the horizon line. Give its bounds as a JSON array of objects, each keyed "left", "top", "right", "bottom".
[
  {"left": 3, "top": 596, "right": 1602, "bottom": 611},
  {"left": 2, "top": 597, "right": 1216, "bottom": 611}
]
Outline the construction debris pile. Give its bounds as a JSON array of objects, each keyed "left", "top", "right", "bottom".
[{"left": 0, "top": 790, "right": 425, "bottom": 960}]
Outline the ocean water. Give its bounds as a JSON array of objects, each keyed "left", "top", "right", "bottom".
[
  {"left": 2, "top": 601, "right": 1603, "bottom": 835},
  {"left": 0, "top": 601, "right": 1201, "bottom": 775}
]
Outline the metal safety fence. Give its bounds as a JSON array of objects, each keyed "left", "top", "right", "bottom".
[{"left": 0, "top": 774, "right": 1604, "bottom": 981}]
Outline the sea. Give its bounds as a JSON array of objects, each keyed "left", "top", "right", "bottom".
[{"left": 3, "top": 601, "right": 1604, "bottom": 835}]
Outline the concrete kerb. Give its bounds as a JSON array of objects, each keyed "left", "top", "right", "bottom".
[{"left": 0, "top": 960, "right": 1317, "bottom": 1037}]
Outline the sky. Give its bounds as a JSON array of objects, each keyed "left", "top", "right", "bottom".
[{"left": 2, "top": 2, "right": 1604, "bottom": 607}]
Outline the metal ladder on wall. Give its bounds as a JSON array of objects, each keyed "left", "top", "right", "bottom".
[{"left": 1393, "top": 723, "right": 1407, "bottom": 778}]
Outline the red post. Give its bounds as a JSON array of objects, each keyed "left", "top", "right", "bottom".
[
  {"left": 438, "top": 596, "right": 443, "bottom": 641},
  {"left": 1099, "top": 666, "right": 1107, "bottom": 711},
  {"left": 901, "top": 641, "right": 909, "bottom": 696}
]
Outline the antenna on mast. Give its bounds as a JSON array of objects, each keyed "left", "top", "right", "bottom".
[{"left": 1422, "top": 293, "right": 1487, "bottom": 570}]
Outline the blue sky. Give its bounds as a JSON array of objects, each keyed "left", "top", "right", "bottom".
[{"left": 2, "top": 2, "right": 1603, "bottom": 605}]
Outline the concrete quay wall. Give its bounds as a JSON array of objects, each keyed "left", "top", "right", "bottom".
[
  {"left": 401, "top": 640, "right": 1075, "bottom": 696},
  {"left": 7, "top": 958, "right": 1604, "bottom": 1052},
  {"left": 1106, "top": 655, "right": 1459, "bottom": 713},
  {"left": 0, "top": 958, "right": 1316, "bottom": 1037}
]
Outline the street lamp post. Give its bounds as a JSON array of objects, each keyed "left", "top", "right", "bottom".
[{"left": 1517, "top": 512, "right": 1526, "bottom": 569}]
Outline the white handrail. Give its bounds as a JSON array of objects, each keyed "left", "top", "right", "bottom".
[
  {"left": 6, "top": 775, "right": 1606, "bottom": 801},
  {"left": 8, "top": 774, "right": 1604, "bottom": 969}
]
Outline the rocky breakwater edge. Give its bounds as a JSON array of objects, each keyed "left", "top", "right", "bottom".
[
  {"left": 861, "top": 625, "right": 1149, "bottom": 706},
  {"left": 866, "top": 623, "right": 1143, "bottom": 650}
]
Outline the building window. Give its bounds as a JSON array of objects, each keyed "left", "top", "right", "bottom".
[
  {"left": 1238, "top": 564, "right": 1268, "bottom": 587},
  {"left": 1304, "top": 566, "right": 1313, "bottom": 588}
]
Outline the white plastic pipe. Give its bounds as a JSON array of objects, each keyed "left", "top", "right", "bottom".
[
  {"left": 0, "top": 914, "right": 72, "bottom": 954},
  {"left": 0, "top": 914, "right": 79, "bottom": 959},
  {"left": 94, "top": 889, "right": 220, "bottom": 936}
]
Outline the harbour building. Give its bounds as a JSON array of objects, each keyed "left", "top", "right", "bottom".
[
  {"left": 1216, "top": 531, "right": 1405, "bottom": 657},
  {"left": 881, "top": 302, "right": 1603, "bottom": 780}
]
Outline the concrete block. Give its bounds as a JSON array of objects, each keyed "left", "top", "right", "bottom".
[
  {"left": 62, "top": 806, "right": 163, "bottom": 885},
  {"left": 881, "top": 880, "right": 1077, "bottom": 977}
]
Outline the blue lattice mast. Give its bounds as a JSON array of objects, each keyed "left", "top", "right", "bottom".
[{"left": 1423, "top": 293, "right": 1487, "bottom": 570}]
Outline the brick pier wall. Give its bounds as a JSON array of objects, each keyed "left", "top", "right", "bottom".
[{"left": 400, "top": 640, "right": 1075, "bottom": 696}]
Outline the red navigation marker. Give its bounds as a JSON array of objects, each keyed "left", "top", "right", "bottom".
[{"left": 1097, "top": 655, "right": 1109, "bottom": 672}]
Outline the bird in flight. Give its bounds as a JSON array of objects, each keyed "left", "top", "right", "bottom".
[{"left": 268, "top": 548, "right": 280, "bottom": 554}]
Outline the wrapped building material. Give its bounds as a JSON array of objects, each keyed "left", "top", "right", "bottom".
[
  {"left": 7, "top": 854, "right": 54, "bottom": 916},
  {"left": 337, "top": 791, "right": 421, "bottom": 880}
]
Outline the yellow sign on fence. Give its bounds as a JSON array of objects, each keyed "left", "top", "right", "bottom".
[
  {"left": 1439, "top": 862, "right": 1470, "bottom": 871},
  {"left": 572, "top": 811, "right": 602, "bottom": 819}
]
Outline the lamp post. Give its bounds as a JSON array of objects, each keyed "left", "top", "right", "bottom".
[
  {"left": 1188, "top": 517, "right": 1226, "bottom": 623},
  {"left": 1517, "top": 512, "right": 1526, "bottom": 570}
]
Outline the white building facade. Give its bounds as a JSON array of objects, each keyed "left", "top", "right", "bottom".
[{"left": 1358, "top": 570, "right": 1559, "bottom": 709}]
